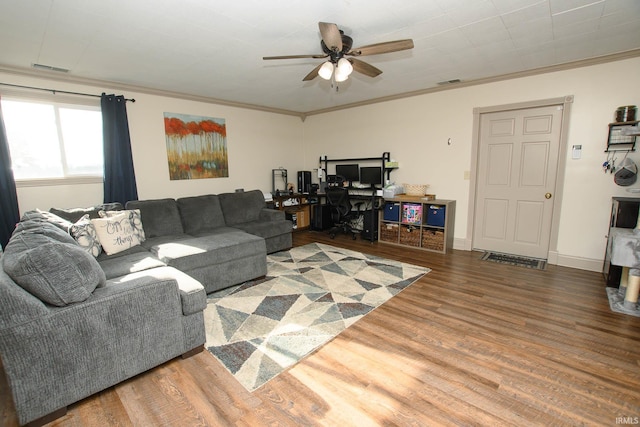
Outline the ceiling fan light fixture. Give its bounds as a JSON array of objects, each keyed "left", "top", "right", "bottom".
[
  {"left": 263, "top": 22, "right": 415, "bottom": 84},
  {"left": 318, "top": 61, "right": 334, "bottom": 80},
  {"left": 334, "top": 71, "right": 349, "bottom": 82},
  {"left": 334, "top": 58, "right": 353, "bottom": 82}
]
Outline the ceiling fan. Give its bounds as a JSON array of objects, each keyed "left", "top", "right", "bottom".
[{"left": 263, "top": 22, "right": 414, "bottom": 82}]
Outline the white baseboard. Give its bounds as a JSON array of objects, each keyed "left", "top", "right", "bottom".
[
  {"left": 454, "top": 240, "right": 603, "bottom": 272},
  {"left": 454, "top": 237, "right": 472, "bottom": 251},
  {"left": 547, "top": 251, "right": 603, "bottom": 272}
]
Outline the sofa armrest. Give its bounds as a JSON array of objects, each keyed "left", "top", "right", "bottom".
[
  {"left": 0, "top": 274, "right": 202, "bottom": 425},
  {"left": 259, "top": 208, "right": 286, "bottom": 222},
  {"left": 109, "top": 266, "right": 206, "bottom": 315}
]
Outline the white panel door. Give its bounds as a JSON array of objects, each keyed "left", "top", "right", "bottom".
[{"left": 473, "top": 105, "right": 563, "bottom": 259}]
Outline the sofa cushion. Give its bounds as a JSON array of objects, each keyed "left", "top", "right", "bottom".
[
  {"left": 218, "top": 190, "right": 266, "bottom": 226},
  {"left": 187, "top": 226, "right": 245, "bottom": 238},
  {"left": 140, "top": 234, "right": 193, "bottom": 251},
  {"left": 12, "top": 219, "right": 77, "bottom": 245},
  {"left": 177, "top": 195, "right": 226, "bottom": 234},
  {"left": 3, "top": 233, "right": 106, "bottom": 307},
  {"left": 21, "top": 209, "right": 74, "bottom": 233},
  {"left": 149, "top": 231, "right": 266, "bottom": 272},
  {"left": 97, "top": 247, "right": 166, "bottom": 280},
  {"left": 125, "top": 199, "right": 184, "bottom": 238}
]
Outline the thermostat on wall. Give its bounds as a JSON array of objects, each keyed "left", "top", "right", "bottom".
[{"left": 572, "top": 145, "right": 582, "bottom": 159}]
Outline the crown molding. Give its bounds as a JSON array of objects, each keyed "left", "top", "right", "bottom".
[
  {"left": 301, "top": 48, "right": 640, "bottom": 118},
  {"left": 1, "top": 48, "right": 638, "bottom": 121},
  {"left": 0, "top": 64, "right": 305, "bottom": 119}
]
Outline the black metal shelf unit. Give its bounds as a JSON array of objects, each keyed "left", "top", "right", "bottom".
[
  {"left": 319, "top": 152, "right": 394, "bottom": 186},
  {"left": 318, "top": 152, "right": 395, "bottom": 242}
]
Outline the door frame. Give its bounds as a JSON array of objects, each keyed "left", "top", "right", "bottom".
[{"left": 465, "top": 95, "right": 574, "bottom": 264}]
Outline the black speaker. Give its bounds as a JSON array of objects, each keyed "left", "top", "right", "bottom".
[
  {"left": 361, "top": 209, "right": 379, "bottom": 241},
  {"left": 311, "top": 204, "right": 332, "bottom": 231},
  {"left": 297, "top": 171, "right": 312, "bottom": 194}
]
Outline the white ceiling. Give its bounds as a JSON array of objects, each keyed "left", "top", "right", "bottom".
[{"left": 1, "top": 0, "right": 639, "bottom": 115}]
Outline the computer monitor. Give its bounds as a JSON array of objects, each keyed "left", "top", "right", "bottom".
[
  {"left": 359, "top": 166, "right": 383, "bottom": 187},
  {"left": 335, "top": 164, "right": 359, "bottom": 186}
]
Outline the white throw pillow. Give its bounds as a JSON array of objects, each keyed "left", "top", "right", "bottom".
[
  {"left": 99, "top": 209, "right": 146, "bottom": 242},
  {"left": 91, "top": 212, "right": 142, "bottom": 255}
]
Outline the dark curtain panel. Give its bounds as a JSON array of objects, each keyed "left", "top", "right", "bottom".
[
  {"left": 101, "top": 93, "right": 138, "bottom": 205},
  {"left": 0, "top": 97, "right": 20, "bottom": 250}
]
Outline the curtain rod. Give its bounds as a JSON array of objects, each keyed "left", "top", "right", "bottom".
[{"left": 0, "top": 82, "right": 135, "bottom": 102}]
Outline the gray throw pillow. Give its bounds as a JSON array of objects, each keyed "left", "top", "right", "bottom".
[
  {"left": 49, "top": 203, "right": 123, "bottom": 223},
  {"left": 49, "top": 206, "right": 103, "bottom": 223},
  {"left": 3, "top": 233, "right": 106, "bottom": 307}
]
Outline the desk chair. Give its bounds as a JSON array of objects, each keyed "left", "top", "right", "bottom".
[{"left": 325, "top": 186, "right": 363, "bottom": 240}]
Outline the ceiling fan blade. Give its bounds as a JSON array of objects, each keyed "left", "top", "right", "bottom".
[
  {"left": 318, "top": 22, "right": 342, "bottom": 52},
  {"left": 348, "top": 39, "right": 414, "bottom": 56},
  {"left": 263, "top": 54, "right": 328, "bottom": 60},
  {"left": 350, "top": 58, "right": 383, "bottom": 77},
  {"left": 302, "top": 63, "right": 324, "bottom": 81}
]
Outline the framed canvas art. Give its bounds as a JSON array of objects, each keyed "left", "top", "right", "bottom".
[{"left": 164, "top": 112, "right": 228, "bottom": 180}]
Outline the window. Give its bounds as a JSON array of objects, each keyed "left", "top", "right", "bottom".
[{"left": 1, "top": 97, "right": 103, "bottom": 183}]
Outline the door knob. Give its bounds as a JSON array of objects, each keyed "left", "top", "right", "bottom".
[{"left": 545, "top": 193, "right": 552, "bottom": 199}]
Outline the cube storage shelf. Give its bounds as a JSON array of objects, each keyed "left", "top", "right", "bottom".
[{"left": 379, "top": 196, "right": 455, "bottom": 254}]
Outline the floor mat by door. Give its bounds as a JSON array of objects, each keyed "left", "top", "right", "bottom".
[{"left": 480, "top": 252, "right": 547, "bottom": 270}]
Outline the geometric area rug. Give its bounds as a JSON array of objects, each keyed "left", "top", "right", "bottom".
[
  {"left": 480, "top": 251, "right": 547, "bottom": 270},
  {"left": 204, "top": 242, "right": 430, "bottom": 392}
]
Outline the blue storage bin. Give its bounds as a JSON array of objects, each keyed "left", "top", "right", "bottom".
[
  {"left": 426, "top": 205, "right": 446, "bottom": 227},
  {"left": 383, "top": 202, "right": 400, "bottom": 221}
]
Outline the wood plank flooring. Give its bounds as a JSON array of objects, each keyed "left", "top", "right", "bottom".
[{"left": 2, "top": 230, "right": 639, "bottom": 426}]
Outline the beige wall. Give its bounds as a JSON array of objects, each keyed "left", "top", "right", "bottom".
[
  {"left": 2, "top": 56, "right": 639, "bottom": 270},
  {"left": 126, "top": 94, "right": 304, "bottom": 199},
  {"left": 0, "top": 72, "right": 305, "bottom": 212},
  {"left": 302, "top": 57, "right": 640, "bottom": 270}
]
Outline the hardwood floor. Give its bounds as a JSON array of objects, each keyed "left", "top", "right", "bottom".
[{"left": 3, "top": 230, "right": 640, "bottom": 426}]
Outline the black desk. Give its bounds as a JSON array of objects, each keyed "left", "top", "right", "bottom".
[{"left": 313, "top": 188, "right": 382, "bottom": 242}]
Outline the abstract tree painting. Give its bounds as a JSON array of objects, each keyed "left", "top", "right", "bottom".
[{"left": 164, "top": 112, "right": 228, "bottom": 180}]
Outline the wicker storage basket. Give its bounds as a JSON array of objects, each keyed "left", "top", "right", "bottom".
[
  {"left": 421, "top": 229, "right": 444, "bottom": 251},
  {"left": 380, "top": 223, "right": 399, "bottom": 243},
  {"left": 403, "top": 184, "right": 428, "bottom": 196},
  {"left": 399, "top": 225, "right": 421, "bottom": 247}
]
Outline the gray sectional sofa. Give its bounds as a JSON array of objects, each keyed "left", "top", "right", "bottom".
[{"left": 0, "top": 189, "right": 292, "bottom": 426}]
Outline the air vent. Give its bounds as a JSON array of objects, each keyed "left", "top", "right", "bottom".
[
  {"left": 32, "top": 63, "right": 69, "bottom": 73},
  {"left": 437, "top": 79, "right": 461, "bottom": 85}
]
